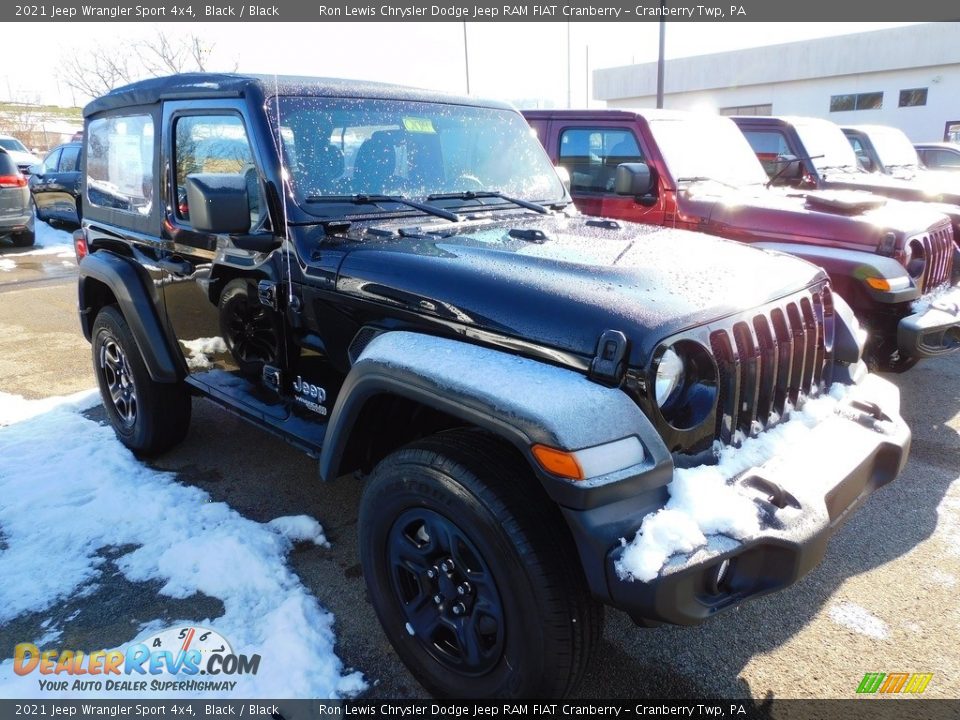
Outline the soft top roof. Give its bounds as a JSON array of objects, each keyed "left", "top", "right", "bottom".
[{"left": 83, "top": 73, "right": 513, "bottom": 117}]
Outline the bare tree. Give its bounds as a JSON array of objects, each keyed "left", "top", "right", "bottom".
[{"left": 57, "top": 31, "right": 235, "bottom": 101}]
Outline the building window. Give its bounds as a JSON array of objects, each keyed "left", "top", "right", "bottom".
[
  {"left": 899, "top": 88, "right": 928, "bottom": 107},
  {"left": 830, "top": 92, "right": 883, "bottom": 112},
  {"left": 719, "top": 104, "right": 772, "bottom": 116}
]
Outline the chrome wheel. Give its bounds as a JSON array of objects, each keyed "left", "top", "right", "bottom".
[{"left": 100, "top": 338, "right": 137, "bottom": 428}]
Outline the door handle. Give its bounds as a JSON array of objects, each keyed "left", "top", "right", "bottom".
[{"left": 158, "top": 257, "right": 194, "bottom": 277}]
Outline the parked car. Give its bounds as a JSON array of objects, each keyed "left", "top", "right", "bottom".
[
  {"left": 29, "top": 142, "right": 82, "bottom": 225},
  {"left": 0, "top": 147, "right": 34, "bottom": 247},
  {"left": 76, "top": 73, "right": 910, "bottom": 698},
  {"left": 842, "top": 125, "right": 960, "bottom": 195},
  {"left": 0, "top": 134, "right": 40, "bottom": 175},
  {"left": 524, "top": 109, "right": 960, "bottom": 371},
  {"left": 915, "top": 142, "right": 960, "bottom": 171},
  {"left": 732, "top": 116, "right": 960, "bottom": 245}
]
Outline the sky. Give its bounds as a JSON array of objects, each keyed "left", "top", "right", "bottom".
[{"left": 7, "top": 21, "right": 921, "bottom": 109}]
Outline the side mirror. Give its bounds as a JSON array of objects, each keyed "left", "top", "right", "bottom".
[
  {"left": 614, "top": 162, "right": 655, "bottom": 197},
  {"left": 185, "top": 173, "right": 251, "bottom": 234},
  {"left": 776, "top": 154, "right": 804, "bottom": 179},
  {"left": 28, "top": 164, "right": 42, "bottom": 177}
]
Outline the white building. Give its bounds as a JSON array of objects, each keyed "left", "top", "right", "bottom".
[{"left": 593, "top": 23, "right": 960, "bottom": 142}]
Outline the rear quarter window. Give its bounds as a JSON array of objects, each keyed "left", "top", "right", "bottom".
[{"left": 86, "top": 115, "right": 155, "bottom": 215}]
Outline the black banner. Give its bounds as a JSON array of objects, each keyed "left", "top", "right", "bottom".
[
  {"left": 4, "top": 0, "right": 960, "bottom": 23},
  {"left": 1, "top": 700, "right": 959, "bottom": 720}
]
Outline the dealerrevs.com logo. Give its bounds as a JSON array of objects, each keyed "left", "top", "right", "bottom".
[{"left": 13, "top": 627, "right": 260, "bottom": 693}]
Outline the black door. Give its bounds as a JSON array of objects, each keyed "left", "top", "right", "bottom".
[{"left": 159, "top": 100, "right": 292, "bottom": 420}]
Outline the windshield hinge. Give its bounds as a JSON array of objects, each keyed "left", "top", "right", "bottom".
[{"left": 589, "top": 330, "right": 630, "bottom": 387}]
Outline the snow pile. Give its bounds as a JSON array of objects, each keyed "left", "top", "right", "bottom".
[
  {"left": 180, "top": 337, "right": 229, "bottom": 370},
  {"left": 828, "top": 602, "right": 890, "bottom": 640},
  {"left": 267, "top": 515, "right": 330, "bottom": 547},
  {"left": 0, "top": 391, "right": 365, "bottom": 699},
  {"left": 0, "top": 258, "right": 15, "bottom": 272},
  {"left": 616, "top": 387, "right": 849, "bottom": 582},
  {"left": 912, "top": 281, "right": 958, "bottom": 315}
]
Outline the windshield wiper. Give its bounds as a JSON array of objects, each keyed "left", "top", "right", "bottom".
[
  {"left": 426, "top": 190, "right": 551, "bottom": 215},
  {"left": 304, "top": 194, "right": 461, "bottom": 222},
  {"left": 764, "top": 155, "right": 824, "bottom": 188}
]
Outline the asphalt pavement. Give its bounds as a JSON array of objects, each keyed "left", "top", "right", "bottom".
[{"left": 1, "top": 232, "right": 957, "bottom": 700}]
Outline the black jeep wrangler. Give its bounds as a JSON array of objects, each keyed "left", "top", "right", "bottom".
[{"left": 75, "top": 74, "right": 910, "bottom": 698}]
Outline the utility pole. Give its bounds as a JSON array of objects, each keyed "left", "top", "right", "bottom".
[
  {"left": 656, "top": 2, "right": 666, "bottom": 108},
  {"left": 463, "top": 22, "right": 471, "bottom": 94},
  {"left": 585, "top": 46, "right": 590, "bottom": 107}
]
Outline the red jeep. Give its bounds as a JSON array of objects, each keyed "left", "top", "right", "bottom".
[{"left": 524, "top": 109, "right": 960, "bottom": 371}]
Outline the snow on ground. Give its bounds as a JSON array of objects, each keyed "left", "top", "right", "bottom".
[
  {"left": 0, "top": 220, "right": 74, "bottom": 270},
  {"left": 828, "top": 602, "right": 890, "bottom": 640},
  {"left": 0, "top": 391, "right": 365, "bottom": 699},
  {"left": 267, "top": 516, "right": 330, "bottom": 548},
  {"left": 180, "top": 337, "right": 229, "bottom": 370},
  {"left": 616, "top": 385, "right": 855, "bottom": 582}
]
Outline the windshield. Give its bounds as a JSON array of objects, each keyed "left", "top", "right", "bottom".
[
  {"left": 792, "top": 119, "right": 859, "bottom": 172},
  {"left": 648, "top": 115, "right": 769, "bottom": 188},
  {"left": 0, "top": 137, "right": 28, "bottom": 153},
  {"left": 270, "top": 97, "right": 565, "bottom": 216},
  {"left": 867, "top": 126, "right": 920, "bottom": 168}
]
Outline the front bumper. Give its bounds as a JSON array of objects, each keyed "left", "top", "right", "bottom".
[
  {"left": 898, "top": 282, "right": 960, "bottom": 358},
  {"left": 563, "top": 373, "right": 910, "bottom": 626}
]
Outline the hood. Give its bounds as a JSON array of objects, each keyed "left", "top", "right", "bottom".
[
  {"left": 885, "top": 167, "right": 960, "bottom": 202},
  {"left": 679, "top": 183, "right": 949, "bottom": 249},
  {"left": 330, "top": 213, "right": 824, "bottom": 368},
  {"left": 821, "top": 168, "right": 960, "bottom": 207}
]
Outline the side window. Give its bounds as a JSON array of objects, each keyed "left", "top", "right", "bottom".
[
  {"left": 559, "top": 128, "right": 643, "bottom": 193},
  {"left": 174, "top": 114, "right": 264, "bottom": 229},
  {"left": 741, "top": 130, "right": 792, "bottom": 177},
  {"left": 42, "top": 148, "right": 61, "bottom": 174},
  {"left": 931, "top": 149, "right": 960, "bottom": 168},
  {"left": 86, "top": 115, "right": 155, "bottom": 215},
  {"left": 59, "top": 145, "right": 80, "bottom": 173}
]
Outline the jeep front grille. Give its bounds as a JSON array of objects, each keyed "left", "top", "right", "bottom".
[
  {"left": 913, "top": 224, "right": 954, "bottom": 292},
  {"left": 709, "top": 286, "right": 833, "bottom": 445}
]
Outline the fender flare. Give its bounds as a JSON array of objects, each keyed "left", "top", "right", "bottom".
[
  {"left": 78, "top": 251, "right": 183, "bottom": 383},
  {"left": 753, "top": 242, "right": 919, "bottom": 304},
  {"left": 318, "top": 331, "right": 673, "bottom": 510}
]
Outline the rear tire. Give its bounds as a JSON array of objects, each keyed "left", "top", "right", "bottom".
[
  {"left": 10, "top": 229, "right": 34, "bottom": 247},
  {"left": 92, "top": 305, "right": 191, "bottom": 455},
  {"left": 358, "top": 429, "right": 602, "bottom": 698}
]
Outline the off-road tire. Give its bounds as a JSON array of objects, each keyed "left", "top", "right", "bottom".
[
  {"left": 358, "top": 428, "right": 603, "bottom": 698},
  {"left": 92, "top": 305, "right": 191, "bottom": 455}
]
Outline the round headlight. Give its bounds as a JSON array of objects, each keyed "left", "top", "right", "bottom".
[
  {"left": 906, "top": 238, "right": 926, "bottom": 279},
  {"left": 655, "top": 347, "right": 685, "bottom": 406}
]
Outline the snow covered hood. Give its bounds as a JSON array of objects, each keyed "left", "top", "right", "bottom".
[{"left": 332, "top": 214, "right": 825, "bottom": 367}]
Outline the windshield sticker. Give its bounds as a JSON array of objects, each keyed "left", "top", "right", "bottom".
[{"left": 402, "top": 117, "right": 436, "bottom": 134}]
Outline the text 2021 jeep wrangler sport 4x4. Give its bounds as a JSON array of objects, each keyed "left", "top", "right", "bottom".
[{"left": 76, "top": 74, "right": 910, "bottom": 698}]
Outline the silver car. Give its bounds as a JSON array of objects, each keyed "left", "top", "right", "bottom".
[{"left": 0, "top": 147, "right": 34, "bottom": 247}]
